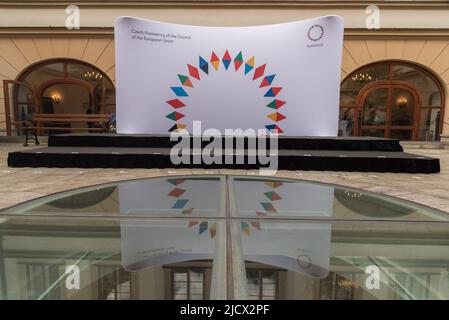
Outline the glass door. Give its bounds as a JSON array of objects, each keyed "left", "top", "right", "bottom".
[
  {"left": 360, "top": 85, "right": 418, "bottom": 140},
  {"left": 361, "top": 87, "right": 388, "bottom": 138},
  {"left": 389, "top": 88, "right": 416, "bottom": 140}
]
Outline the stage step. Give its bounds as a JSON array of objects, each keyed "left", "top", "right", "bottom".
[
  {"left": 47, "top": 134, "right": 403, "bottom": 152},
  {"left": 7, "top": 134, "right": 439, "bottom": 173},
  {"left": 7, "top": 146, "right": 439, "bottom": 173}
]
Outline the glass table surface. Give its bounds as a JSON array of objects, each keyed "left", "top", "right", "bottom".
[{"left": 0, "top": 175, "right": 448, "bottom": 300}]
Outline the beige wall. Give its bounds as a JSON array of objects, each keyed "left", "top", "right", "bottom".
[
  {"left": 1, "top": 2, "right": 449, "bottom": 29},
  {"left": 0, "top": 36, "right": 115, "bottom": 133},
  {"left": 4, "top": 36, "right": 449, "bottom": 136},
  {"left": 0, "top": 0, "right": 449, "bottom": 135},
  {"left": 1, "top": 1, "right": 449, "bottom": 137}
]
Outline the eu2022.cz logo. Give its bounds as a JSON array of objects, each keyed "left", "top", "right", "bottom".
[{"left": 307, "top": 24, "right": 324, "bottom": 42}]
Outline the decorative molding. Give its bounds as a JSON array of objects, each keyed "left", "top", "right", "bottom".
[
  {"left": 0, "top": 28, "right": 115, "bottom": 36},
  {"left": 1, "top": 1, "right": 449, "bottom": 9},
  {"left": 1, "top": 27, "right": 449, "bottom": 38}
]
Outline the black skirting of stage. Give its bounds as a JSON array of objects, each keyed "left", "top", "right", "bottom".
[
  {"left": 7, "top": 134, "right": 440, "bottom": 173},
  {"left": 8, "top": 147, "right": 439, "bottom": 173},
  {"left": 48, "top": 133, "right": 404, "bottom": 151}
]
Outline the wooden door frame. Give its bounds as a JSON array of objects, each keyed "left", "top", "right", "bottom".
[
  {"left": 3, "top": 80, "right": 39, "bottom": 136},
  {"left": 37, "top": 78, "right": 94, "bottom": 113},
  {"left": 36, "top": 79, "right": 94, "bottom": 135},
  {"left": 356, "top": 80, "right": 421, "bottom": 140},
  {"left": 94, "top": 82, "right": 107, "bottom": 114}
]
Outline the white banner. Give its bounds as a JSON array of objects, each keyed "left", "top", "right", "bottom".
[
  {"left": 115, "top": 16, "right": 344, "bottom": 136},
  {"left": 119, "top": 177, "right": 332, "bottom": 276}
]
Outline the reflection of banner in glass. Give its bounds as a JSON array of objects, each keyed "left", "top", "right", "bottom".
[
  {"left": 120, "top": 220, "right": 217, "bottom": 271},
  {"left": 234, "top": 179, "right": 333, "bottom": 277},
  {"left": 119, "top": 178, "right": 221, "bottom": 271},
  {"left": 118, "top": 178, "right": 221, "bottom": 215},
  {"left": 234, "top": 179, "right": 334, "bottom": 218},
  {"left": 241, "top": 222, "right": 331, "bottom": 278},
  {"left": 115, "top": 16, "right": 343, "bottom": 135},
  {"left": 119, "top": 177, "right": 332, "bottom": 276}
]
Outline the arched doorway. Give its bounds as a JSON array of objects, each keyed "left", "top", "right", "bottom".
[
  {"left": 339, "top": 61, "right": 445, "bottom": 141},
  {"left": 3, "top": 58, "right": 115, "bottom": 135},
  {"left": 358, "top": 83, "right": 420, "bottom": 140}
]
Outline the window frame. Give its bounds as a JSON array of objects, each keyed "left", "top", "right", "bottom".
[
  {"left": 339, "top": 60, "right": 446, "bottom": 141},
  {"left": 171, "top": 267, "right": 206, "bottom": 300},
  {"left": 245, "top": 268, "right": 279, "bottom": 300}
]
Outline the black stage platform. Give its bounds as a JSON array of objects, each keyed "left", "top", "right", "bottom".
[
  {"left": 48, "top": 133, "right": 404, "bottom": 151},
  {"left": 8, "top": 134, "right": 440, "bottom": 173}
]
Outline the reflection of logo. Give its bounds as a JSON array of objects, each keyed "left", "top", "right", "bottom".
[
  {"left": 297, "top": 254, "right": 312, "bottom": 269},
  {"left": 307, "top": 24, "right": 324, "bottom": 42},
  {"left": 166, "top": 178, "right": 217, "bottom": 239}
]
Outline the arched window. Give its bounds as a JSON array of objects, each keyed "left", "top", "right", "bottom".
[
  {"left": 3, "top": 58, "right": 115, "bottom": 135},
  {"left": 339, "top": 61, "right": 445, "bottom": 141}
]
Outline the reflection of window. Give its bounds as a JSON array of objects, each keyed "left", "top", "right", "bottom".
[
  {"left": 26, "top": 264, "right": 61, "bottom": 300},
  {"left": 246, "top": 270, "right": 278, "bottom": 300},
  {"left": 172, "top": 268, "right": 205, "bottom": 300},
  {"left": 319, "top": 272, "right": 356, "bottom": 300},
  {"left": 390, "top": 273, "right": 431, "bottom": 300},
  {"left": 98, "top": 266, "right": 132, "bottom": 300},
  {"left": 339, "top": 108, "right": 354, "bottom": 136}
]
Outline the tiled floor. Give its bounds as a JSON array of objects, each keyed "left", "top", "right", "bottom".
[{"left": 1, "top": 142, "right": 449, "bottom": 213}]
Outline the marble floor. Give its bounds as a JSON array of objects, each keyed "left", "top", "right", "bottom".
[{"left": 1, "top": 142, "right": 449, "bottom": 213}]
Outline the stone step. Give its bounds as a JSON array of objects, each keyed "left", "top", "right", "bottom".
[
  {"left": 0, "top": 135, "right": 49, "bottom": 144},
  {"left": 400, "top": 141, "right": 444, "bottom": 149}
]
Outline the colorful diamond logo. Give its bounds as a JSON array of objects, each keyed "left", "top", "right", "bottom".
[
  {"left": 267, "top": 112, "right": 286, "bottom": 122},
  {"left": 166, "top": 111, "right": 185, "bottom": 121},
  {"left": 173, "top": 199, "right": 189, "bottom": 209},
  {"left": 222, "top": 50, "right": 231, "bottom": 70},
  {"left": 209, "top": 222, "right": 217, "bottom": 238},
  {"left": 264, "top": 191, "right": 282, "bottom": 201},
  {"left": 188, "top": 64, "right": 200, "bottom": 80},
  {"left": 178, "top": 74, "right": 193, "bottom": 88},
  {"left": 168, "top": 188, "right": 186, "bottom": 197},
  {"left": 167, "top": 178, "right": 185, "bottom": 185},
  {"left": 244, "top": 56, "right": 255, "bottom": 75},
  {"left": 166, "top": 99, "right": 186, "bottom": 109},
  {"left": 199, "top": 56, "right": 208, "bottom": 74},
  {"left": 264, "top": 87, "right": 282, "bottom": 97},
  {"left": 265, "top": 124, "right": 284, "bottom": 134},
  {"left": 253, "top": 64, "right": 266, "bottom": 80},
  {"left": 260, "top": 202, "right": 277, "bottom": 213},
  {"left": 168, "top": 50, "right": 286, "bottom": 135},
  {"left": 266, "top": 99, "right": 286, "bottom": 109},
  {"left": 264, "top": 181, "right": 283, "bottom": 188},
  {"left": 168, "top": 123, "right": 187, "bottom": 132},
  {"left": 170, "top": 87, "right": 188, "bottom": 97},
  {"left": 199, "top": 221, "right": 208, "bottom": 234},
  {"left": 188, "top": 221, "right": 199, "bottom": 228},
  {"left": 211, "top": 51, "right": 219, "bottom": 71},
  {"left": 250, "top": 221, "right": 261, "bottom": 231},
  {"left": 241, "top": 221, "right": 251, "bottom": 236},
  {"left": 234, "top": 51, "right": 243, "bottom": 71},
  {"left": 260, "top": 74, "right": 276, "bottom": 87}
]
